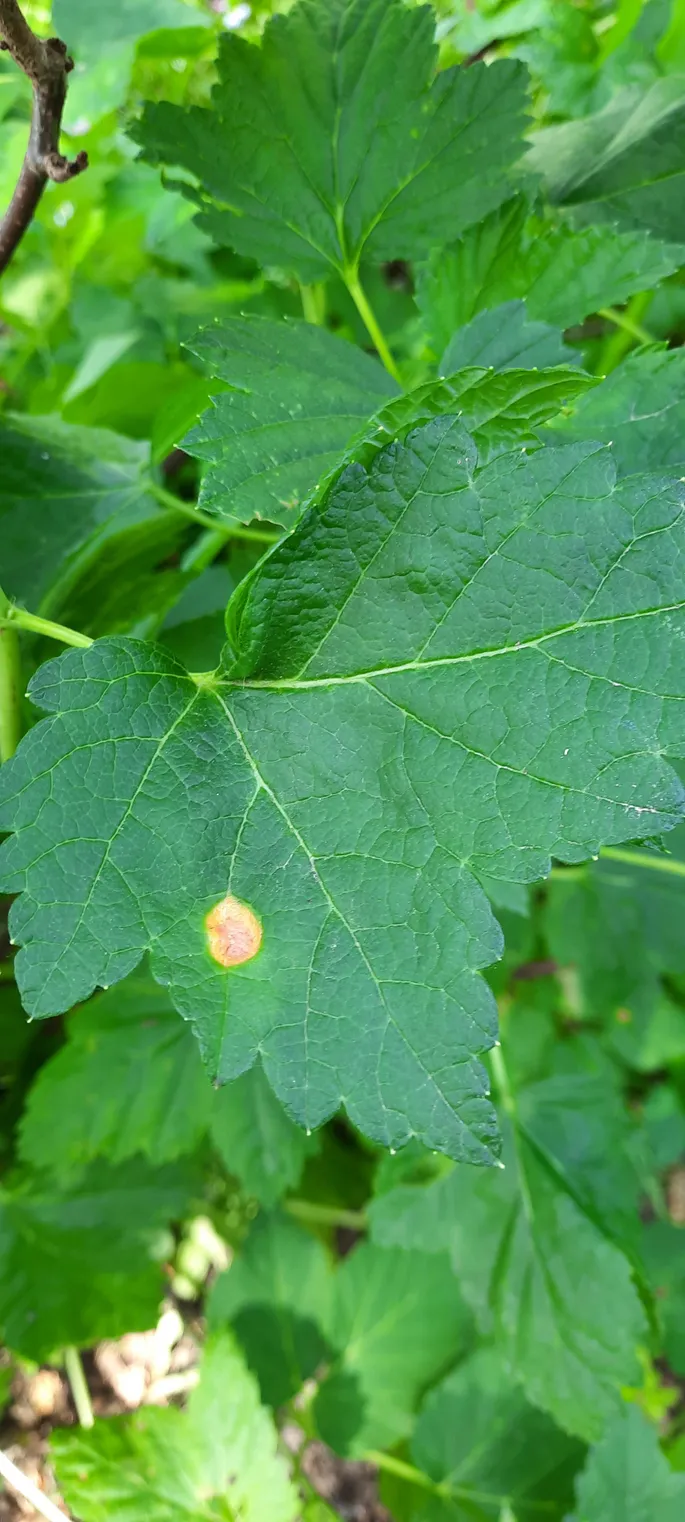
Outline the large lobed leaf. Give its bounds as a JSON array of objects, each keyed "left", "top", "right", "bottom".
[
  {"left": 2, "top": 421, "right": 685, "bottom": 1161},
  {"left": 134, "top": 0, "right": 529, "bottom": 280}
]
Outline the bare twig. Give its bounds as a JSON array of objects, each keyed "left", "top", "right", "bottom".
[
  {"left": 0, "top": 1447, "right": 70, "bottom": 1522},
  {"left": 0, "top": 0, "right": 87, "bottom": 275}
]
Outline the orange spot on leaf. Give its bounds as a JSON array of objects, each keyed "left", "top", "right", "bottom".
[{"left": 205, "top": 894, "right": 262, "bottom": 968}]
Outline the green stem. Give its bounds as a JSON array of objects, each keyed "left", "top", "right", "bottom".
[
  {"left": 300, "top": 281, "right": 326, "bottom": 325},
  {"left": 598, "top": 304, "right": 655, "bottom": 347},
  {"left": 64, "top": 1345, "right": 94, "bottom": 1428},
  {"left": 0, "top": 587, "right": 22, "bottom": 761},
  {"left": 0, "top": 604, "right": 92, "bottom": 649},
  {"left": 365, "top": 1450, "right": 544, "bottom": 1512},
  {"left": 550, "top": 846, "right": 685, "bottom": 882},
  {"left": 490, "top": 1043, "right": 515, "bottom": 1119},
  {"left": 596, "top": 292, "right": 655, "bottom": 373},
  {"left": 600, "top": 845, "right": 685, "bottom": 878},
  {"left": 343, "top": 267, "right": 402, "bottom": 384},
  {"left": 284, "top": 1198, "right": 367, "bottom": 1232},
  {"left": 150, "top": 482, "right": 280, "bottom": 545},
  {"left": 180, "top": 527, "right": 231, "bottom": 575},
  {"left": 0, "top": 962, "right": 16, "bottom": 981}
]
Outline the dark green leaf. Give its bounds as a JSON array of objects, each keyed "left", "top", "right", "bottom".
[
  {"left": 568, "top": 1406, "right": 685, "bottom": 1522},
  {"left": 0, "top": 1161, "right": 193, "bottom": 1360},
  {"left": 134, "top": 0, "right": 529, "bottom": 281}
]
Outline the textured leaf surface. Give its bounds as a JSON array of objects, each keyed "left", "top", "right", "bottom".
[
  {"left": 568, "top": 1407, "right": 685, "bottom": 1522},
  {"left": 439, "top": 300, "right": 578, "bottom": 374},
  {"left": 417, "top": 198, "right": 685, "bottom": 351},
  {"left": 408, "top": 1346, "right": 582, "bottom": 1521},
  {"left": 3, "top": 421, "right": 685, "bottom": 1159},
  {"left": 549, "top": 348, "right": 685, "bottom": 477},
  {"left": 52, "top": 1331, "right": 299, "bottom": 1522},
  {"left": 0, "top": 1162, "right": 192, "bottom": 1360},
  {"left": 209, "top": 1212, "right": 470, "bottom": 1455},
  {"left": 0, "top": 414, "right": 181, "bottom": 617},
  {"left": 19, "top": 971, "right": 312, "bottom": 1202},
  {"left": 369, "top": 1126, "right": 646, "bottom": 1439},
  {"left": 528, "top": 77, "right": 685, "bottom": 241},
  {"left": 313, "top": 1238, "right": 471, "bottom": 1455},
  {"left": 184, "top": 316, "right": 398, "bottom": 527},
  {"left": 134, "top": 0, "right": 529, "bottom": 280},
  {"left": 187, "top": 314, "right": 592, "bottom": 528}
]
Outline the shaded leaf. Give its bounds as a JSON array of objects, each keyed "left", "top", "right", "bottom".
[
  {"left": 0, "top": 1161, "right": 193, "bottom": 1360},
  {"left": 528, "top": 76, "right": 685, "bottom": 242},
  {"left": 408, "top": 1346, "right": 583, "bottom": 1522},
  {"left": 439, "top": 300, "right": 578, "bottom": 374},
  {"left": 569, "top": 1406, "right": 685, "bottom": 1522}
]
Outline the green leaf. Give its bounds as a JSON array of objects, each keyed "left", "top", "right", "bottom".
[
  {"left": 568, "top": 1406, "right": 685, "bottom": 1522},
  {"left": 641, "top": 1221, "right": 685, "bottom": 1376},
  {"left": 134, "top": 0, "right": 529, "bottom": 281},
  {"left": 409, "top": 1346, "right": 583, "bottom": 1522},
  {"left": 313, "top": 1238, "right": 471, "bottom": 1456},
  {"left": 184, "top": 316, "right": 399, "bottom": 528},
  {"left": 439, "top": 301, "right": 579, "bottom": 373},
  {"left": 187, "top": 311, "right": 593, "bottom": 528},
  {"left": 0, "top": 414, "right": 183, "bottom": 626},
  {"left": 210, "top": 1211, "right": 470, "bottom": 1454},
  {"left": 19, "top": 969, "right": 312, "bottom": 1203},
  {"left": 208, "top": 1212, "right": 334, "bottom": 1407},
  {"left": 52, "top": 1330, "right": 299, "bottom": 1522},
  {"left": 3, "top": 422, "right": 685, "bottom": 1160},
  {"left": 548, "top": 348, "right": 685, "bottom": 477},
  {"left": 18, "top": 975, "right": 211, "bottom": 1179},
  {"left": 369, "top": 1125, "right": 646, "bottom": 1439},
  {"left": 416, "top": 198, "right": 685, "bottom": 351},
  {"left": 0, "top": 1161, "right": 193, "bottom": 1360},
  {"left": 527, "top": 76, "right": 685, "bottom": 242},
  {"left": 53, "top": 0, "right": 209, "bottom": 55},
  {"left": 211, "top": 1067, "right": 317, "bottom": 1206},
  {"left": 544, "top": 820, "right": 685, "bottom": 1048}
]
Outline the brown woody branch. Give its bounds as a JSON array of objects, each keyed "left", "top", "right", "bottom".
[{"left": 0, "top": 0, "right": 88, "bottom": 275}]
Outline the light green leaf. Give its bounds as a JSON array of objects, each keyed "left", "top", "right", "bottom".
[
  {"left": 53, "top": 0, "right": 210, "bottom": 55},
  {"left": 417, "top": 198, "right": 685, "bottom": 352},
  {"left": 0, "top": 1161, "right": 193, "bottom": 1361},
  {"left": 52, "top": 1330, "right": 299, "bottom": 1522},
  {"left": 3, "top": 423, "right": 685, "bottom": 1160},
  {"left": 369, "top": 1127, "right": 646, "bottom": 1439},
  {"left": 313, "top": 1238, "right": 471, "bottom": 1455},
  {"left": 548, "top": 348, "right": 685, "bottom": 477},
  {"left": 184, "top": 316, "right": 399, "bottom": 528},
  {"left": 209, "top": 1212, "right": 334, "bottom": 1407},
  {"left": 209, "top": 1212, "right": 470, "bottom": 1454},
  {"left": 409, "top": 1346, "right": 583, "bottom": 1522},
  {"left": 18, "top": 976, "right": 211, "bottom": 1179},
  {"left": 0, "top": 414, "right": 183, "bottom": 626},
  {"left": 134, "top": 0, "right": 529, "bottom": 281},
  {"left": 527, "top": 76, "right": 685, "bottom": 242},
  {"left": 19, "top": 970, "right": 312, "bottom": 1203},
  {"left": 439, "top": 301, "right": 578, "bottom": 374},
  {"left": 569, "top": 1406, "right": 685, "bottom": 1522}
]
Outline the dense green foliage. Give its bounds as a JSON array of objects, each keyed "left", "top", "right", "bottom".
[{"left": 1, "top": 1, "right": 685, "bottom": 1517}]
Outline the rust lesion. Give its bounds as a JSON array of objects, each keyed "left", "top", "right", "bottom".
[{"left": 205, "top": 894, "right": 263, "bottom": 968}]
